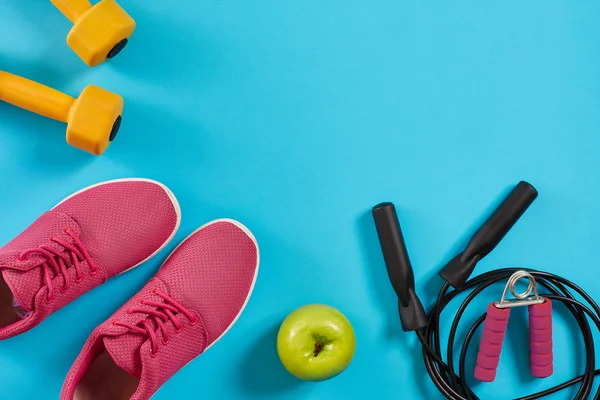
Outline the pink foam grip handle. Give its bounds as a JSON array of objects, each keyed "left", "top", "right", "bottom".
[
  {"left": 474, "top": 303, "right": 510, "bottom": 382},
  {"left": 529, "top": 299, "right": 553, "bottom": 378}
]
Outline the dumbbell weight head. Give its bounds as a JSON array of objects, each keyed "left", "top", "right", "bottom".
[
  {"left": 67, "top": 85, "right": 124, "bottom": 155},
  {"left": 59, "top": 0, "right": 136, "bottom": 67}
]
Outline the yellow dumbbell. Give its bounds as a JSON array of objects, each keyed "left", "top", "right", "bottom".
[
  {"left": 51, "top": 0, "right": 136, "bottom": 67},
  {"left": 0, "top": 71, "right": 123, "bottom": 155}
]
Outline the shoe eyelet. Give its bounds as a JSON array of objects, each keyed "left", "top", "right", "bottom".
[
  {"left": 127, "top": 309, "right": 134, "bottom": 315},
  {"left": 45, "top": 296, "right": 52, "bottom": 304},
  {"left": 152, "top": 288, "right": 158, "bottom": 295},
  {"left": 62, "top": 227, "right": 70, "bottom": 234},
  {"left": 189, "top": 317, "right": 199, "bottom": 327},
  {"left": 90, "top": 268, "right": 98, "bottom": 276},
  {"left": 139, "top": 300, "right": 145, "bottom": 305},
  {"left": 59, "top": 286, "right": 68, "bottom": 294},
  {"left": 150, "top": 350, "right": 158, "bottom": 358},
  {"left": 174, "top": 325, "right": 183, "bottom": 333},
  {"left": 75, "top": 275, "right": 83, "bottom": 283},
  {"left": 162, "top": 337, "right": 169, "bottom": 345},
  {"left": 112, "top": 320, "right": 120, "bottom": 326}
]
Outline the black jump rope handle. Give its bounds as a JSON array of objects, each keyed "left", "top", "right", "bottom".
[
  {"left": 439, "top": 181, "right": 538, "bottom": 289},
  {"left": 372, "top": 202, "right": 428, "bottom": 331},
  {"left": 372, "top": 181, "right": 538, "bottom": 332}
]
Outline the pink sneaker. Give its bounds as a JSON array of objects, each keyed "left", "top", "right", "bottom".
[
  {"left": 60, "top": 219, "right": 259, "bottom": 400},
  {"left": 0, "top": 179, "right": 181, "bottom": 340}
]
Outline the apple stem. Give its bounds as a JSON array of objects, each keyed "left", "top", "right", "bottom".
[{"left": 314, "top": 342, "right": 323, "bottom": 357}]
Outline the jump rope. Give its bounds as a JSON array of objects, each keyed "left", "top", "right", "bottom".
[{"left": 372, "top": 181, "right": 600, "bottom": 399}]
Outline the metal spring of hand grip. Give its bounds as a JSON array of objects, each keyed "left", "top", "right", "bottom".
[{"left": 495, "top": 270, "right": 545, "bottom": 309}]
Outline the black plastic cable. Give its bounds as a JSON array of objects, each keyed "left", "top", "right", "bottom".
[{"left": 418, "top": 268, "right": 600, "bottom": 400}]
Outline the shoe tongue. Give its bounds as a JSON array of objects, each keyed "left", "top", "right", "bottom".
[
  {"left": 101, "top": 279, "right": 167, "bottom": 380},
  {"left": 103, "top": 333, "right": 146, "bottom": 379},
  {"left": 0, "top": 211, "right": 81, "bottom": 313}
]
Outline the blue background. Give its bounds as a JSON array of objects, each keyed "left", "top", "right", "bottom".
[{"left": 1, "top": 1, "right": 599, "bottom": 399}]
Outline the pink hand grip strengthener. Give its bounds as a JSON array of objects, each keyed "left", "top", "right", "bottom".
[
  {"left": 474, "top": 271, "right": 553, "bottom": 382},
  {"left": 474, "top": 303, "right": 510, "bottom": 382}
]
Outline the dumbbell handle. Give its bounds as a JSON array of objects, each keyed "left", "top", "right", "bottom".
[
  {"left": 50, "top": 0, "right": 93, "bottom": 23},
  {"left": 0, "top": 71, "right": 74, "bottom": 123}
]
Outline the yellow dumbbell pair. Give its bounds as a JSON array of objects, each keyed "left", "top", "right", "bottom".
[{"left": 0, "top": 0, "right": 135, "bottom": 155}]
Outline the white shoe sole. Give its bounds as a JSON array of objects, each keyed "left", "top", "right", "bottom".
[
  {"left": 150, "top": 218, "right": 260, "bottom": 398},
  {"left": 52, "top": 178, "right": 182, "bottom": 274}
]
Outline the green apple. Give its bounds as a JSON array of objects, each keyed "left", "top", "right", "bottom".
[{"left": 277, "top": 304, "right": 356, "bottom": 381}]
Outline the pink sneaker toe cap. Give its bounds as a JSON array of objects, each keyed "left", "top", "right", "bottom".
[
  {"left": 53, "top": 179, "right": 181, "bottom": 276},
  {"left": 157, "top": 219, "right": 259, "bottom": 345}
]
